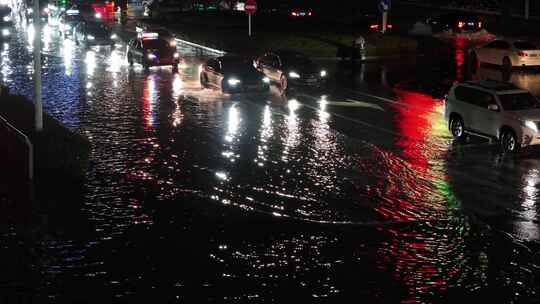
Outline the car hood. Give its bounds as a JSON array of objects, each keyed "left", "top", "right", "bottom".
[
  {"left": 510, "top": 109, "right": 540, "bottom": 121},
  {"left": 284, "top": 63, "right": 319, "bottom": 75},
  {"left": 226, "top": 69, "right": 264, "bottom": 82}
]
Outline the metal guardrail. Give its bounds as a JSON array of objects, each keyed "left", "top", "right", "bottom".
[
  {"left": 174, "top": 37, "right": 227, "bottom": 56},
  {"left": 0, "top": 113, "right": 33, "bottom": 224},
  {"left": 0, "top": 114, "right": 33, "bottom": 181}
]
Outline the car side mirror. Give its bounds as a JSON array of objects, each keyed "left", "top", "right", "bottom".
[{"left": 487, "top": 104, "right": 499, "bottom": 111}]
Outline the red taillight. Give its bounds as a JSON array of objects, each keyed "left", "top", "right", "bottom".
[
  {"left": 370, "top": 24, "right": 379, "bottom": 29},
  {"left": 458, "top": 21, "right": 464, "bottom": 28},
  {"left": 308, "top": 11, "right": 312, "bottom": 16},
  {"left": 518, "top": 51, "right": 528, "bottom": 57},
  {"left": 387, "top": 24, "right": 393, "bottom": 29},
  {"left": 478, "top": 21, "right": 482, "bottom": 28},
  {"left": 291, "top": 11, "right": 297, "bottom": 17}
]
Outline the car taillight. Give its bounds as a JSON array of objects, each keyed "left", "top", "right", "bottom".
[
  {"left": 478, "top": 21, "right": 482, "bottom": 28},
  {"left": 387, "top": 24, "right": 393, "bottom": 29},
  {"left": 308, "top": 11, "right": 312, "bottom": 16},
  {"left": 518, "top": 51, "right": 528, "bottom": 57},
  {"left": 458, "top": 21, "right": 464, "bottom": 28},
  {"left": 370, "top": 24, "right": 379, "bottom": 29},
  {"left": 291, "top": 11, "right": 297, "bottom": 17}
]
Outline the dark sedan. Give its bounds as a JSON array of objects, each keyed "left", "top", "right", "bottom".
[
  {"left": 254, "top": 50, "right": 327, "bottom": 92},
  {"left": 200, "top": 56, "right": 270, "bottom": 94},
  {"left": 127, "top": 32, "right": 180, "bottom": 71},
  {"left": 73, "top": 21, "right": 117, "bottom": 48}
]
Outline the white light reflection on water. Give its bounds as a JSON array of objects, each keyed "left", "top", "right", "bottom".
[
  {"left": 1, "top": 43, "right": 10, "bottom": 82},
  {"left": 27, "top": 24, "right": 34, "bottom": 47},
  {"left": 171, "top": 74, "right": 184, "bottom": 127},
  {"left": 107, "top": 49, "right": 123, "bottom": 73},
  {"left": 255, "top": 105, "right": 273, "bottom": 167},
  {"left": 282, "top": 99, "right": 300, "bottom": 162},
  {"left": 42, "top": 25, "right": 51, "bottom": 52},
  {"left": 85, "top": 50, "right": 96, "bottom": 77},
  {"left": 515, "top": 167, "right": 539, "bottom": 240},
  {"left": 61, "top": 39, "right": 74, "bottom": 75},
  {"left": 225, "top": 104, "right": 240, "bottom": 143}
]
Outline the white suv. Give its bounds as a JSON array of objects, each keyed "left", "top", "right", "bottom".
[{"left": 444, "top": 80, "right": 540, "bottom": 152}]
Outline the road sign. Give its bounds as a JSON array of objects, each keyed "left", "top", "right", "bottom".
[{"left": 245, "top": 0, "right": 257, "bottom": 15}]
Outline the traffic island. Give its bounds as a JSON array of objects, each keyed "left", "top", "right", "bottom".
[{"left": 140, "top": 13, "right": 418, "bottom": 59}]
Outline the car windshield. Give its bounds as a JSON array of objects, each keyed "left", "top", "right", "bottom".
[
  {"left": 513, "top": 41, "right": 537, "bottom": 50},
  {"left": 87, "top": 23, "right": 110, "bottom": 34},
  {"left": 499, "top": 93, "right": 540, "bottom": 111},
  {"left": 221, "top": 58, "right": 254, "bottom": 72},
  {"left": 280, "top": 53, "right": 312, "bottom": 66}
]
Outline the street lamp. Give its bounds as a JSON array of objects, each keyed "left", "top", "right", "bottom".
[{"left": 33, "top": 0, "right": 43, "bottom": 132}]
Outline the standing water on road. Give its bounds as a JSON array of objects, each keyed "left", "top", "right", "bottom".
[{"left": 0, "top": 20, "right": 538, "bottom": 303}]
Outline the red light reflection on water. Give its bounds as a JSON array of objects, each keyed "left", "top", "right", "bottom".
[{"left": 143, "top": 75, "right": 157, "bottom": 131}]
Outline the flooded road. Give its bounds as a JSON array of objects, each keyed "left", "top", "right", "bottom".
[{"left": 1, "top": 19, "right": 539, "bottom": 303}]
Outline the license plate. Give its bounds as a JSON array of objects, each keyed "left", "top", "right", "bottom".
[{"left": 306, "top": 78, "right": 317, "bottom": 83}]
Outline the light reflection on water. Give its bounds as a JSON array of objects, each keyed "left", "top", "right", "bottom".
[{"left": 0, "top": 26, "right": 537, "bottom": 302}]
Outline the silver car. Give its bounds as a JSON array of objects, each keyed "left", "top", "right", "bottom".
[
  {"left": 444, "top": 80, "right": 540, "bottom": 152},
  {"left": 474, "top": 39, "right": 540, "bottom": 69}
]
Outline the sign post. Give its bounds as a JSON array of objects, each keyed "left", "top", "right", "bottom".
[
  {"left": 244, "top": 0, "right": 257, "bottom": 37},
  {"left": 378, "top": 0, "right": 390, "bottom": 34}
]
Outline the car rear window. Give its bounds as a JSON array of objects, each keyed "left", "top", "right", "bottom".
[
  {"left": 499, "top": 93, "right": 540, "bottom": 111},
  {"left": 513, "top": 41, "right": 537, "bottom": 50},
  {"left": 143, "top": 39, "right": 169, "bottom": 49}
]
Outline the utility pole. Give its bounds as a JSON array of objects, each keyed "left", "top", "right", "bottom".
[
  {"left": 525, "top": 0, "right": 530, "bottom": 20},
  {"left": 33, "top": 0, "right": 43, "bottom": 132}
]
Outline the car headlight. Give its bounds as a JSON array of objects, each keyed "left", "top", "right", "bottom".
[
  {"left": 147, "top": 53, "right": 157, "bottom": 60},
  {"left": 320, "top": 70, "right": 327, "bottom": 77},
  {"left": 262, "top": 77, "right": 270, "bottom": 83},
  {"left": 173, "top": 53, "right": 179, "bottom": 58},
  {"left": 288, "top": 71, "right": 300, "bottom": 78},
  {"left": 524, "top": 120, "right": 538, "bottom": 132},
  {"left": 3, "top": 16, "right": 10, "bottom": 22},
  {"left": 87, "top": 35, "right": 95, "bottom": 40},
  {"left": 227, "top": 78, "right": 241, "bottom": 86},
  {"left": 110, "top": 33, "right": 117, "bottom": 39},
  {"left": 1, "top": 29, "right": 9, "bottom": 36},
  {"left": 170, "top": 40, "right": 177, "bottom": 47},
  {"left": 95, "top": 13, "right": 101, "bottom": 19}
]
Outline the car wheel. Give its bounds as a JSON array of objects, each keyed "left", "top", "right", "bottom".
[
  {"left": 200, "top": 73, "right": 208, "bottom": 88},
  {"left": 280, "top": 75, "right": 288, "bottom": 94},
  {"left": 500, "top": 128, "right": 519, "bottom": 153},
  {"left": 502, "top": 57, "right": 512, "bottom": 71},
  {"left": 449, "top": 115, "right": 465, "bottom": 139}
]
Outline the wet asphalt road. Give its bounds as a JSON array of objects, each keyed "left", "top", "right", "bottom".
[{"left": 1, "top": 19, "right": 540, "bottom": 303}]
